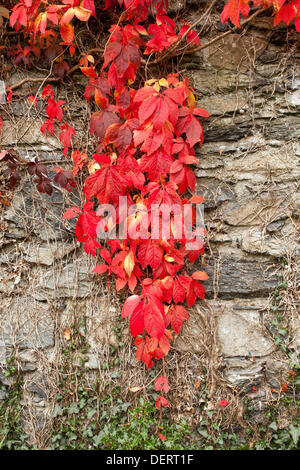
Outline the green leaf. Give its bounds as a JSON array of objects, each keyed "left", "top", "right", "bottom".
[
  {"left": 269, "top": 422, "right": 277, "bottom": 431},
  {"left": 68, "top": 402, "right": 79, "bottom": 414},
  {"left": 52, "top": 404, "right": 63, "bottom": 418},
  {"left": 289, "top": 424, "right": 300, "bottom": 446}
]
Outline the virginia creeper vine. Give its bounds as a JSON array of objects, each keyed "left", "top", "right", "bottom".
[{"left": 1, "top": 1, "right": 300, "bottom": 419}]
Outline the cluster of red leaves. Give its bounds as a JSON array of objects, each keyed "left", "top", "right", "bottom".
[
  {"left": 66, "top": 67, "right": 210, "bottom": 368},
  {"left": 59, "top": 3, "right": 209, "bottom": 369},
  {"left": 6, "top": 0, "right": 199, "bottom": 67},
  {"left": 1, "top": 0, "right": 207, "bottom": 372},
  {"left": 10, "top": 0, "right": 95, "bottom": 55},
  {"left": 221, "top": 0, "right": 300, "bottom": 31}
]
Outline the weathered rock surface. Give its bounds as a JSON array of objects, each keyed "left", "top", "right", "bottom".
[
  {"left": 20, "top": 241, "right": 76, "bottom": 266},
  {"left": 218, "top": 307, "right": 274, "bottom": 357},
  {"left": 199, "top": 258, "right": 278, "bottom": 298},
  {"left": 0, "top": 298, "right": 54, "bottom": 350},
  {"left": 32, "top": 258, "right": 92, "bottom": 300}
]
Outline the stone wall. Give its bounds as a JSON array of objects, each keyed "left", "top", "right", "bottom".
[{"left": 0, "top": 6, "right": 299, "bottom": 447}]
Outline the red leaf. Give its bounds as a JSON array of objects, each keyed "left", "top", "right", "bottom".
[
  {"left": 144, "top": 303, "right": 165, "bottom": 339},
  {"left": 155, "top": 376, "right": 170, "bottom": 393},
  {"left": 83, "top": 164, "right": 128, "bottom": 203},
  {"left": 165, "top": 305, "right": 189, "bottom": 334},
  {"left": 92, "top": 264, "right": 109, "bottom": 274},
  {"left": 221, "top": 0, "right": 250, "bottom": 28},
  {"left": 176, "top": 106, "right": 205, "bottom": 147},
  {"left": 218, "top": 400, "right": 229, "bottom": 407},
  {"left": 129, "top": 301, "right": 145, "bottom": 337},
  {"left": 63, "top": 206, "right": 81, "bottom": 220},
  {"left": 140, "top": 150, "right": 173, "bottom": 181},
  {"left": 83, "top": 238, "right": 101, "bottom": 256},
  {"left": 90, "top": 107, "right": 120, "bottom": 143},
  {"left": 138, "top": 239, "right": 163, "bottom": 270},
  {"left": 121, "top": 295, "right": 141, "bottom": 319},
  {"left": 155, "top": 395, "right": 169, "bottom": 410},
  {"left": 189, "top": 195, "right": 204, "bottom": 204}
]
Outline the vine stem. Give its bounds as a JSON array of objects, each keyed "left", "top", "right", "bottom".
[{"left": 10, "top": 48, "right": 104, "bottom": 92}]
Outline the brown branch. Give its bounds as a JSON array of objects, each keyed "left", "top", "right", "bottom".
[
  {"left": 9, "top": 48, "right": 104, "bottom": 92},
  {"left": 10, "top": 76, "right": 60, "bottom": 91}
]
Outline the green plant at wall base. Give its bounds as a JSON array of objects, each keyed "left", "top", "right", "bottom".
[
  {"left": 0, "top": 356, "right": 30, "bottom": 450},
  {"left": 51, "top": 320, "right": 191, "bottom": 450},
  {"left": 49, "top": 322, "right": 299, "bottom": 450}
]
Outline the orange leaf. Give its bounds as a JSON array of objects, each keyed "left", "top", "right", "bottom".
[
  {"left": 192, "top": 271, "right": 209, "bottom": 281},
  {"left": 189, "top": 195, "right": 204, "bottom": 204},
  {"left": 60, "top": 23, "right": 74, "bottom": 44},
  {"left": 64, "top": 328, "right": 71, "bottom": 340},
  {"left": 281, "top": 383, "right": 287, "bottom": 394}
]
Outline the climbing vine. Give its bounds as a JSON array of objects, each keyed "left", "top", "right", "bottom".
[{"left": 1, "top": 0, "right": 300, "bottom": 419}]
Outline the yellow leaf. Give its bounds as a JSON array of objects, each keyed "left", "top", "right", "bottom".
[
  {"left": 124, "top": 250, "right": 135, "bottom": 277},
  {"left": 145, "top": 78, "right": 157, "bottom": 86},
  {"left": 86, "top": 54, "right": 94, "bottom": 63},
  {"left": 158, "top": 78, "right": 168, "bottom": 87},
  {"left": 153, "top": 82, "right": 160, "bottom": 93},
  {"left": 187, "top": 91, "right": 196, "bottom": 109},
  {"left": 64, "top": 328, "right": 71, "bottom": 341},
  {"left": 87, "top": 161, "right": 100, "bottom": 174},
  {"left": 129, "top": 386, "right": 143, "bottom": 393}
]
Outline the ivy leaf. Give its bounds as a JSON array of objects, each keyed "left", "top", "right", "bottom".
[
  {"left": 140, "top": 150, "right": 173, "bottom": 181},
  {"left": 36, "top": 177, "right": 53, "bottom": 195},
  {"left": 121, "top": 295, "right": 141, "bottom": 319},
  {"left": 83, "top": 163, "right": 128, "bottom": 203},
  {"left": 138, "top": 239, "right": 163, "bottom": 270},
  {"left": 144, "top": 302, "right": 165, "bottom": 340},
  {"left": 192, "top": 271, "right": 209, "bottom": 281},
  {"left": 176, "top": 106, "right": 209, "bottom": 147},
  {"left": 54, "top": 168, "right": 76, "bottom": 192}
]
